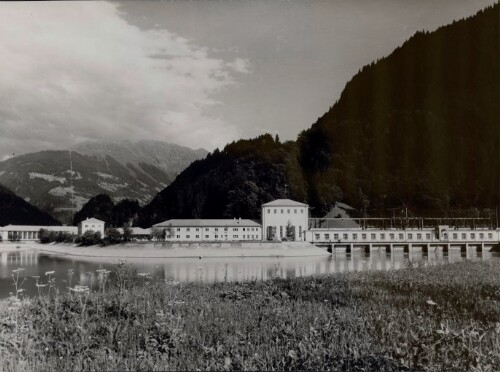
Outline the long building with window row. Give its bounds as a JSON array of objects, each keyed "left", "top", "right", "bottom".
[
  {"left": 153, "top": 218, "right": 262, "bottom": 242},
  {"left": 1, "top": 199, "right": 499, "bottom": 250}
]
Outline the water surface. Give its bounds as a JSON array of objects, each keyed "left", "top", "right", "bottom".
[{"left": 0, "top": 248, "right": 497, "bottom": 298}]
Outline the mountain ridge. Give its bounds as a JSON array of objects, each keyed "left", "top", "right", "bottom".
[
  {"left": 0, "top": 140, "right": 208, "bottom": 224},
  {"left": 137, "top": 4, "right": 499, "bottom": 226}
]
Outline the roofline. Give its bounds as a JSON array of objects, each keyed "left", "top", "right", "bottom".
[
  {"left": 153, "top": 220, "right": 262, "bottom": 228},
  {"left": 261, "top": 200, "right": 309, "bottom": 207}
]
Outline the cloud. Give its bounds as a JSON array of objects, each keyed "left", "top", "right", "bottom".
[
  {"left": 226, "top": 58, "right": 251, "bottom": 74},
  {"left": 0, "top": 1, "right": 247, "bottom": 159}
]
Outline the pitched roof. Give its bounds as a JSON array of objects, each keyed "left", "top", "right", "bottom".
[
  {"left": 153, "top": 219, "right": 261, "bottom": 228},
  {"left": 80, "top": 217, "right": 105, "bottom": 224},
  {"left": 262, "top": 199, "right": 308, "bottom": 207}
]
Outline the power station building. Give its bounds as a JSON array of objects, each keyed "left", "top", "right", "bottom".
[
  {"left": 1, "top": 199, "right": 499, "bottom": 251},
  {"left": 261, "top": 199, "right": 309, "bottom": 241}
]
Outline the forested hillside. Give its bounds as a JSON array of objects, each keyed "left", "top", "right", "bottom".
[
  {"left": 73, "top": 194, "right": 141, "bottom": 228},
  {"left": 0, "top": 184, "right": 60, "bottom": 226},
  {"left": 137, "top": 4, "right": 499, "bottom": 226},
  {"left": 298, "top": 4, "right": 499, "bottom": 216}
]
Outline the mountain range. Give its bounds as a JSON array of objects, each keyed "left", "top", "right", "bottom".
[
  {"left": 0, "top": 140, "right": 207, "bottom": 224},
  {"left": 1, "top": 5, "right": 497, "bottom": 228},
  {"left": 137, "top": 4, "right": 499, "bottom": 226}
]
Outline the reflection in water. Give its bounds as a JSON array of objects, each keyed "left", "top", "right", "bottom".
[{"left": 0, "top": 248, "right": 498, "bottom": 298}]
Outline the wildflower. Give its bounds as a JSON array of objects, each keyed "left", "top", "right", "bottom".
[
  {"left": 137, "top": 273, "right": 151, "bottom": 277},
  {"left": 70, "top": 285, "right": 90, "bottom": 293},
  {"left": 427, "top": 299, "right": 437, "bottom": 306},
  {"left": 224, "top": 356, "right": 232, "bottom": 369},
  {"left": 45, "top": 271, "right": 55, "bottom": 276},
  {"left": 17, "top": 289, "right": 25, "bottom": 293}
]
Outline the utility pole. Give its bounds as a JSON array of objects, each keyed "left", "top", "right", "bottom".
[{"left": 69, "top": 151, "right": 75, "bottom": 215}]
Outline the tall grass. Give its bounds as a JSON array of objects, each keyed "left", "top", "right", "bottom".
[{"left": 0, "top": 261, "right": 498, "bottom": 371}]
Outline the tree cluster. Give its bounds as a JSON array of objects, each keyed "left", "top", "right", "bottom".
[
  {"left": 73, "top": 195, "right": 141, "bottom": 227},
  {"left": 38, "top": 229, "right": 75, "bottom": 244}
]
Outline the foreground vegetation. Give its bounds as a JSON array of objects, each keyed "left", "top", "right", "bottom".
[{"left": 1, "top": 261, "right": 499, "bottom": 371}]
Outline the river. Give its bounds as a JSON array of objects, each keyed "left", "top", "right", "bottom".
[{"left": 0, "top": 247, "right": 498, "bottom": 298}]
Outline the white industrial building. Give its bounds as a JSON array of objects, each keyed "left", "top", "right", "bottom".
[
  {"left": 153, "top": 218, "right": 262, "bottom": 242},
  {"left": 0, "top": 225, "right": 78, "bottom": 241},
  {"left": 261, "top": 199, "right": 309, "bottom": 241},
  {"left": 78, "top": 217, "right": 105, "bottom": 237},
  {"left": 1, "top": 198, "right": 499, "bottom": 251}
]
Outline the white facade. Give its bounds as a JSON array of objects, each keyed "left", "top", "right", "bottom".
[
  {"left": 0, "top": 225, "right": 78, "bottom": 241},
  {"left": 305, "top": 226, "right": 500, "bottom": 246},
  {"left": 262, "top": 199, "right": 309, "bottom": 241},
  {"left": 153, "top": 219, "right": 262, "bottom": 242},
  {"left": 78, "top": 217, "right": 105, "bottom": 237}
]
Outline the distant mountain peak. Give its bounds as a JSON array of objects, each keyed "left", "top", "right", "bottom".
[{"left": 0, "top": 140, "right": 208, "bottom": 224}]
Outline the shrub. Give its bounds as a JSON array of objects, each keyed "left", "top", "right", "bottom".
[
  {"left": 38, "top": 229, "right": 58, "bottom": 244},
  {"left": 122, "top": 225, "right": 133, "bottom": 242},
  {"left": 54, "top": 231, "right": 75, "bottom": 243},
  {"left": 104, "top": 227, "right": 122, "bottom": 245},
  {"left": 79, "top": 230, "right": 103, "bottom": 246}
]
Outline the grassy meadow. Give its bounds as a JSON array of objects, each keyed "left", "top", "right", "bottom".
[{"left": 0, "top": 260, "right": 499, "bottom": 371}]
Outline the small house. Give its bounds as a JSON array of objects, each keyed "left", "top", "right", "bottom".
[{"left": 78, "top": 217, "right": 105, "bottom": 238}]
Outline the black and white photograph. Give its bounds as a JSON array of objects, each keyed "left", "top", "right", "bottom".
[{"left": 0, "top": 1, "right": 499, "bottom": 370}]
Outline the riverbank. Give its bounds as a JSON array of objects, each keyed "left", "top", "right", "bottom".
[
  {"left": 5, "top": 241, "right": 330, "bottom": 258},
  {"left": 0, "top": 260, "right": 498, "bottom": 371}
]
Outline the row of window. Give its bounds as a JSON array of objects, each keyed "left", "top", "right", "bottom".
[
  {"left": 173, "top": 234, "right": 260, "bottom": 240},
  {"left": 7, "top": 231, "right": 39, "bottom": 239},
  {"left": 266, "top": 208, "right": 304, "bottom": 215},
  {"left": 175, "top": 227, "right": 260, "bottom": 232},
  {"left": 268, "top": 225, "right": 303, "bottom": 238},
  {"left": 83, "top": 224, "right": 100, "bottom": 229},
  {"left": 314, "top": 232, "right": 495, "bottom": 241}
]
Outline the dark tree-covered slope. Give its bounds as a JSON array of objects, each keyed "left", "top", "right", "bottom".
[
  {"left": 0, "top": 184, "right": 60, "bottom": 226},
  {"left": 73, "top": 194, "right": 141, "bottom": 228},
  {"left": 298, "top": 4, "right": 499, "bottom": 216},
  {"left": 138, "top": 134, "right": 306, "bottom": 227},
  {"left": 138, "top": 4, "right": 499, "bottom": 225}
]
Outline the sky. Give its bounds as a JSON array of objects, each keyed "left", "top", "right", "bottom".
[{"left": 0, "top": 0, "right": 496, "bottom": 160}]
